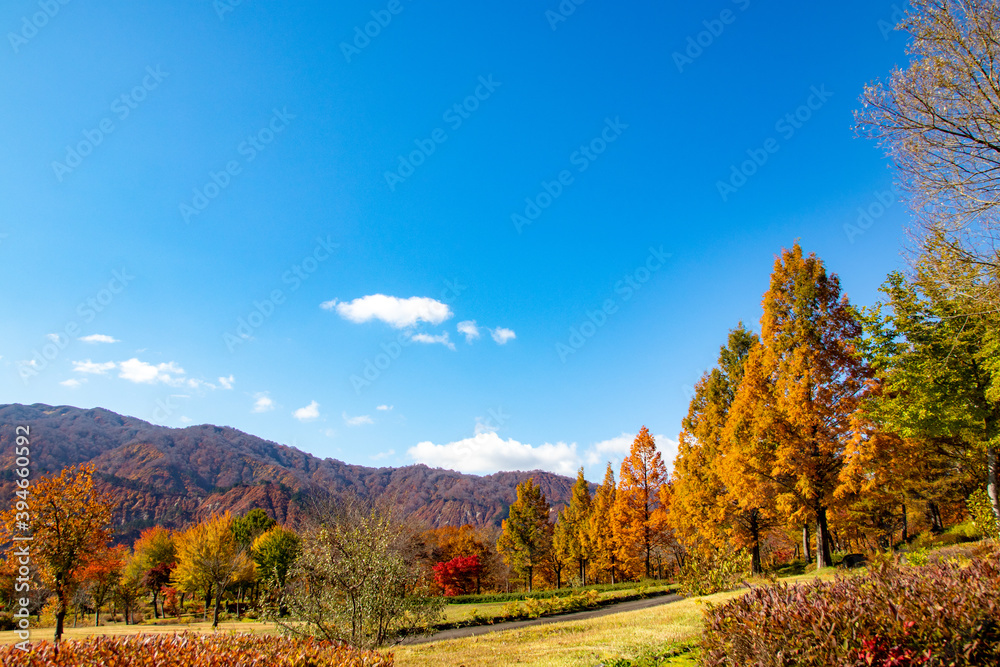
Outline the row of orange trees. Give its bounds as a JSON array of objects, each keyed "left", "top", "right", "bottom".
[
  {"left": 495, "top": 427, "right": 677, "bottom": 591},
  {"left": 495, "top": 242, "right": 999, "bottom": 590},
  {"left": 669, "top": 243, "right": 999, "bottom": 573}
]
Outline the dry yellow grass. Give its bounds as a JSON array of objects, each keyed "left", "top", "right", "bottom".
[{"left": 393, "top": 590, "right": 742, "bottom": 667}]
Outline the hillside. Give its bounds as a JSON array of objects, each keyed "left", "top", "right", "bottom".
[{"left": 0, "top": 404, "right": 576, "bottom": 540}]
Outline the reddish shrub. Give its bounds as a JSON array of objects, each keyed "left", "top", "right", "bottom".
[{"left": 701, "top": 546, "right": 1000, "bottom": 666}]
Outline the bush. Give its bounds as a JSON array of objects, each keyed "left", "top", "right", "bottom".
[
  {"left": 0, "top": 633, "right": 392, "bottom": 666},
  {"left": 968, "top": 488, "right": 1000, "bottom": 540},
  {"left": 678, "top": 548, "right": 750, "bottom": 597},
  {"left": 701, "top": 546, "right": 1000, "bottom": 666},
  {"left": 0, "top": 614, "right": 14, "bottom": 632},
  {"left": 445, "top": 580, "right": 656, "bottom": 605}
]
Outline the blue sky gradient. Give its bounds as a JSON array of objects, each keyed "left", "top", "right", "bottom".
[{"left": 1, "top": 0, "right": 912, "bottom": 481}]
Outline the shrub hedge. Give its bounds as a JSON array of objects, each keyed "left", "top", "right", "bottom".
[
  {"left": 701, "top": 545, "right": 1000, "bottom": 666},
  {"left": 0, "top": 633, "right": 393, "bottom": 667},
  {"left": 445, "top": 580, "right": 666, "bottom": 604}
]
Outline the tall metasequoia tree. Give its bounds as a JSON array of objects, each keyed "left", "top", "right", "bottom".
[
  {"left": 496, "top": 478, "right": 552, "bottom": 592},
  {"left": 726, "top": 244, "right": 868, "bottom": 569},
  {"left": 857, "top": 0, "right": 1000, "bottom": 313},
  {"left": 671, "top": 324, "right": 777, "bottom": 574},
  {"left": 860, "top": 269, "right": 999, "bottom": 523},
  {"left": 0, "top": 465, "right": 113, "bottom": 643},
  {"left": 613, "top": 427, "right": 669, "bottom": 579},
  {"left": 588, "top": 464, "right": 619, "bottom": 584},
  {"left": 553, "top": 468, "right": 593, "bottom": 586}
]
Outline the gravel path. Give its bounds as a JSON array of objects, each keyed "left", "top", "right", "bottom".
[{"left": 402, "top": 593, "right": 684, "bottom": 645}]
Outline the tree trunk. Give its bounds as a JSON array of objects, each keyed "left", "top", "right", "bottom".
[
  {"left": 212, "top": 586, "right": 222, "bottom": 628},
  {"left": 526, "top": 566, "right": 533, "bottom": 593},
  {"left": 749, "top": 513, "right": 762, "bottom": 575},
  {"left": 988, "top": 445, "right": 1000, "bottom": 524},
  {"left": 815, "top": 507, "right": 833, "bottom": 569},
  {"left": 928, "top": 501, "right": 944, "bottom": 532},
  {"left": 152, "top": 591, "right": 159, "bottom": 619},
  {"left": 901, "top": 502, "right": 909, "bottom": 543},
  {"left": 802, "top": 524, "right": 811, "bottom": 563},
  {"left": 95, "top": 606, "right": 101, "bottom": 628}
]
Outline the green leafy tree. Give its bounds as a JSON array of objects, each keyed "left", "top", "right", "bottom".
[
  {"left": 232, "top": 508, "right": 278, "bottom": 550},
  {"left": 553, "top": 469, "right": 593, "bottom": 586},
  {"left": 496, "top": 478, "right": 553, "bottom": 592},
  {"left": 860, "top": 269, "right": 999, "bottom": 523}
]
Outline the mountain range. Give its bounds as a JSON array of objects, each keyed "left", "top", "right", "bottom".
[{"left": 0, "top": 403, "right": 577, "bottom": 541}]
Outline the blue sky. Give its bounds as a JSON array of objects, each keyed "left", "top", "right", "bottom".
[{"left": 1, "top": 0, "right": 912, "bottom": 482}]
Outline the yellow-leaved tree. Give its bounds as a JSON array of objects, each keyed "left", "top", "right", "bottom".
[{"left": 171, "top": 513, "right": 252, "bottom": 627}]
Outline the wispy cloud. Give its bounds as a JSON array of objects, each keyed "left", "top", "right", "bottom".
[
  {"left": 376, "top": 404, "right": 393, "bottom": 411},
  {"left": 60, "top": 378, "right": 85, "bottom": 388},
  {"left": 343, "top": 411, "right": 374, "bottom": 426},
  {"left": 323, "top": 294, "right": 453, "bottom": 329},
  {"left": 293, "top": 401, "right": 320, "bottom": 421},
  {"left": 252, "top": 393, "right": 274, "bottom": 413},
  {"left": 72, "top": 360, "right": 116, "bottom": 375},
  {"left": 371, "top": 449, "right": 395, "bottom": 461},
  {"left": 411, "top": 332, "right": 456, "bottom": 350},
  {"left": 490, "top": 327, "right": 516, "bottom": 345},
  {"left": 118, "top": 358, "right": 185, "bottom": 385},
  {"left": 79, "top": 334, "right": 120, "bottom": 344},
  {"left": 457, "top": 320, "right": 480, "bottom": 343},
  {"left": 218, "top": 375, "right": 235, "bottom": 390}
]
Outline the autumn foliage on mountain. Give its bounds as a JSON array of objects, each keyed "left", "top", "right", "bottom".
[{"left": 0, "top": 403, "right": 576, "bottom": 542}]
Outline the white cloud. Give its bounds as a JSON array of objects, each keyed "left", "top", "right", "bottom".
[
  {"left": 45, "top": 333, "right": 63, "bottom": 343},
  {"left": 60, "top": 378, "right": 85, "bottom": 388},
  {"left": 371, "top": 449, "right": 395, "bottom": 461},
  {"left": 583, "top": 432, "right": 679, "bottom": 472},
  {"left": 118, "top": 358, "right": 185, "bottom": 385},
  {"left": 293, "top": 401, "right": 320, "bottom": 421},
  {"left": 179, "top": 416, "right": 192, "bottom": 424},
  {"left": 343, "top": 411, "right": 374, "bottom": 426},
  {"left": 491, "top": 327, "right": 516, "bottom": 345},
  {"left": 376, "top": 404, "right": 393, "bottom": 411},
  {"left": 72, "top": 360, "right": 116, "bottom": 375},
  {"left": 411, "top": 332, "right": 456, "bottom": 350},
  {"left": 252, "top": 394, "right": 275, "bottom": 413},
  {"left": 218, "top": 375, "right": 235, "bottom": 390},
  {"left": 324, "top": 294, "right": 453, "bottom": 328},
  {"left": 79, "top": 334, "right": 120, "bottom": 344},
  {"left": 408, "top": 432, "right": 579, "bottom": 476},
  {"left": 457, "top": 320, "right": 480, "bottom": 343}
]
